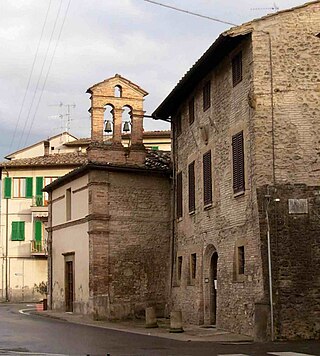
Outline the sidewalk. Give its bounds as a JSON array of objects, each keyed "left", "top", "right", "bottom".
[{"left": 33, "top": 308, "right": 253, "bottom": 343}]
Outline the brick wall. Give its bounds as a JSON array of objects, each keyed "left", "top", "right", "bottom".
[{"left": 88, "top": 168, "right": 171, "bottom": 319}]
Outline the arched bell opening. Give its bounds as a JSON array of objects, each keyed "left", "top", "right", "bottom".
[
  {"left": 103, "top": 104, "right": 114, "bottom": 139},
  {"left": 114, "top": 85, "right": 122, "bottom": 98},
  {"left": 122, "top": 105, "right": 133, "bottom": 138}
]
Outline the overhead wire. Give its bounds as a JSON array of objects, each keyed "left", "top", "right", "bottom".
[
  {"left": 17, "top": 0, "right": 64, "bottom": 149},
  {"left": 142, "top": 0, "right": 237, "bottom": 26},
  {"left": 9, "top": 0, "right": 53, "bottom": 153},
  {"left": 24, "top": 0, "right": 72, "bottom": 146}
]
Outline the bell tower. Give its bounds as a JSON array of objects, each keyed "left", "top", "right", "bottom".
[{"left": 86, "top": 74, "right": 148, "bottom": 165}]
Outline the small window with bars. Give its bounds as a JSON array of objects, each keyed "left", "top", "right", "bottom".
[
  {"left": 188, "top": 161, "right": 195, "bottom": 213},
  {"left": 232, "top": 52, "right": 242, "bottom": 87},
  {"left": 175, "top": 113, "right": 182, "bottom": 137},
  {"left": 189, "top": 97, "right": 195, "bottom": 124},
  {"left": 203, "top": 81, "right": 211, "bottom": 111},
  {"left": 203, "top": 150, "right": 212, "bottom": 206},
  {"left": 190, "top": 253, "right": 197, "bottom": 280},
  {"left": 176, "top": 172, "right": 183, "bottom": 218},
  {"left": 177, "top": 256, "right": 183, "bottom": 282},
  {"left": 232, "top": 131, "right": 245, "bottom": 194},
  {"left": 238, "top": 246, "right": 245, "bottom": 275}
]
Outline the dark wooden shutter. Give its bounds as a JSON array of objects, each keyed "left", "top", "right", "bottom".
[
  {"left": 11, "top": 221, "right": 25, "bottom": 241},
  {"left": 232, "top": 52, "right": 242, "bottom": 87},
  {"left": 4, "top": 177, "right": 12, "bottom": 199},
  {"left": 175, "top": 113, "right": 182, "bottom": 137},
  {"left": 203, "top": 151, "right": 212, "bottom": 206},
  {"left": 36, "top": 177, "right": 43, "bottom": 206},
  {"left": 176, "top": 172, "right": 183, "bottom": 218},
  {"left": 188, "top": 161, "right": 195, "bottom": 212},
  {"left": 203, "top": 81, "right": 211, "bottom": 111},
  {"left": 232, "top": 131, "right": 245, "bottom": 193},
  {"left": 189, "top": 97, "right": 195, "bottom": 124}
]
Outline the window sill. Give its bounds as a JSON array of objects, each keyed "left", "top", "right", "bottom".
[
  {"left": 176, "top": 217, "right": 183, "bottom": 223},
  {"left": 204, "top": 203, "right": 213, "bottom": 210},
  {"left": 189, "top": 210, "right": 195, "bottom": 216},
  {"left": 234, "top": 190, "right": 245, "bottom": 198}
]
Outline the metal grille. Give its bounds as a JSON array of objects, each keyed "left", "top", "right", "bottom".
[
  {"left": 203, "top": 150, "right": 212, "bottom": 206},
  {"left": 176, "top": 171, "right": 183, "bottom": 218},
  {"left": 232, "top": 131, "right": 245, "bottom": 194},
  {"left": 188, "top": 161, "right": 195, "bottom": 212},
  {"left": 232, "top": 51, "right": 242, "bottom": 87}
]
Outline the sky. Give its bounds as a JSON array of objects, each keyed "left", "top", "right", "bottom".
[{"left": 0, "top": 0, "right": 310, "bottom": 159}]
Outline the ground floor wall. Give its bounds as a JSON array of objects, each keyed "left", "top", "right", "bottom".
[
  {"left": 0, "top": 256, "right": 47, "bottom": 302},
  {"left": 51, "top": 222, "right": 89, "bottom": 314},
  {"left": 257, "top": 184, "right": 320, "bottom": 340}
]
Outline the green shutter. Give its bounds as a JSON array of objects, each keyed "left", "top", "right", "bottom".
[
  {"left": 4, "top": 177, "right": 12, "bottom": 199},
  {"left": 36, "top": 177, "right": 43, "bottom": 206},
  {"left": 35, "top": 221, "right": 42, "bottom": 242},
  {"left": 25, "top": 177, "right": 33, "bottom": 198},
  {"left": 11, "top": 221, "right": 25, "bottom": 241}
]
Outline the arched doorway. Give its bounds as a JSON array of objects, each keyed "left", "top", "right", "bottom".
[{"left": 203, "top": 244, "right": 218, "bottom": 325}]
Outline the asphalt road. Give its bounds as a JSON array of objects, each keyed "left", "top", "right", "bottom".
[{"left": 0, "top": 304, "right": 319, "bottom": 356}]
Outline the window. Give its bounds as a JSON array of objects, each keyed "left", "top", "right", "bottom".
[
  {"left": 13, "top": 177, "right": 33, "bottom": 198},
  {"left": 191, "top": 253, "right": 196, "bottom": 280},
  {"left": 66, "top": 188, "right": 71, "bottom": 221},
  {"left": 176, "top": 172, "right": 183, "bottom": 218},
  {"left": 203, "top": 81, "right": 211, "bottom": 111},
  {"left": 11, "top": 221, "right": 25, "bottom": 241},
  {"left": 44, "top": 177, "right": 58, "bottom": 205},
  {"left": 175, "top": 113, "right": 182, "bottom": 137},
  {"left": 189, "top": 97, "right": 195, "bottom": 124},
  {"left": 232, "top": 52, "right": 242, "bottom": 87},
  {"left": 36, "top": 177, "right": 44, "bottom": 206},
  {"left": 238, "top": 246, "right": 245, "bottom": 275},
  {"left": 188, "top": 161, "right": 195, "bottom": 213},
  {"left": 203, "top": 151, "right": 212, "bottom": 206},
  {"left": 232, "top": 131, "right": 245, "bottom": 194},
  {"left": 177, "top": 256, "right": 182, "bottom": 281}
]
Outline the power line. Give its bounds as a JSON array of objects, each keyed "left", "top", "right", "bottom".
[
  {"left": 17, "top": 0, "right": 65, "bottom": 150},
  {"left": 9, "top": 0, "right": 53, "bottom": 153},
  {"left": 24, "top": 0, "right": 72, "bottom": 146},
  {"left": 142, "top": 0, "right": 237, "bottom": 26}
]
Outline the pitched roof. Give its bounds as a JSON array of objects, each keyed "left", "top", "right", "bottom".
[
  {"left": 64, "top": 131, "right": 171, "bottom": 146},
  {"left": 153, "top": 0, "right": 320, "bottom": 119},
  {"left": 43, "top": 149, "right": 172, "bottom": 191},
  {"left": 87, "top": 74, "right": 148, "bottom": 96},
  {"left": 0, "top": 152, "right": 87, "bottom": 168}
]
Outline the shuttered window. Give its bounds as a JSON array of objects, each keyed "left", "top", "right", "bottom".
[
  {"left": 4, "top": 177, "right": 12, "bottom": 199},
  {"left": 203, "top": 81, "right": 211, "bottom": 111},
  {"left": 189, "top": 97, "right": 195, "bottom": 124},
  {"left": 203, "top": 150, "right": 212, "bottom": 206},
  {"left": 232, "top": 52, "right": 242, "bottom": 87},
  {"left": 175, "top": 113, "right": 182, "bottom": 137},
  {"left": 238, "top": 246, "right": 245, "bottom": 275},
  {"left": 11, "top": 221, "right": 25, "bottom": 241},
  {"left": 188, "top": 161, "right": 195, "bottom": 213},
  {"left": 36, "top": 177, "right": 44, "bottom": 206},
  {"left": 176, "top": 172, "right": 183, "bottom": 218},
  {"left": 232, "top": 131, "right": 245, "bottom": 194},
  {"left": 25, "top": 177, "right": 33, "bottom": 198}
]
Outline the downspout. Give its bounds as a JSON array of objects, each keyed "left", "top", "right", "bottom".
[{"left": 170, "top": 119, "right": 176, "bottom": 290}]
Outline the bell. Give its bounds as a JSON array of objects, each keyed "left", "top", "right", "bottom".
[
  {"left": 123, "top": 121, "right": 130, "bottom": 132},
  {"left": 104, "top": 120, "right": 112, "bottom": 133}
]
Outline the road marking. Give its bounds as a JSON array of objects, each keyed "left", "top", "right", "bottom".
[
  {"left": 217, "top": 354, "right": 249, "bottom": 356},
  {"left": 268, "top": 353, "right": 315, "bottom": 356},
  {"left": 19, "top": 308, "right": 36, "bottom": 316}
]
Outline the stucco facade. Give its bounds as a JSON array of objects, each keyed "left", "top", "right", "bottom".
[{"left": 154, "top": 1, "right": 320, "bottom": 340}]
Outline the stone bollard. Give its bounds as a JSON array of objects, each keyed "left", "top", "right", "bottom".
[
  {"left": 170, "top": 310, "right": 184, "bottom": 333},
  {"left": 145, "top": 306, "right": 158, "bottom": 328}
]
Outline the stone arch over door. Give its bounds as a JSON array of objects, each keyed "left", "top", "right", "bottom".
[{"left": 203, "top": 244, "right": 218, "bottom": 325}]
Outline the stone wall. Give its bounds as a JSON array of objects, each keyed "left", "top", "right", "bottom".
[
  {"left": 257, "top": 184, "right": 320, "bottom": 340},
  {"left": 88, "top": 168, "right": 171, "bottom": 320}
]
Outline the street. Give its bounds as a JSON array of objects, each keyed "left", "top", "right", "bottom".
[{"left": 0, "top": 304, "right": 319, "bottom": 356}]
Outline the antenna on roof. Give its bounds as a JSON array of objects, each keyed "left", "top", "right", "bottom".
[
  {"left": 251, "top": 2, "right": 279, "bottom": 12},
  {"left": 48, "top": 102, "right": 76, "bottom": 137}
]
